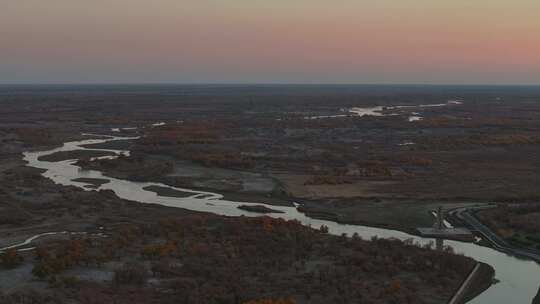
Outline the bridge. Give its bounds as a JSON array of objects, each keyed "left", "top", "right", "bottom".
[{"left": 417, "top": 206, "right": 474, "bottom": 241}]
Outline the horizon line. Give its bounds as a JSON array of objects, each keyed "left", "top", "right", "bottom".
[{"left": 1, "top": 82, "right": 540, "bottom": 87}]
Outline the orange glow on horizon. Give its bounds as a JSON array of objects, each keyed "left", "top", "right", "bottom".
[{"left": 1, "top": 0, "right": 539, "bottom": 84}]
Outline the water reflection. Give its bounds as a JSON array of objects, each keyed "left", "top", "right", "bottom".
[{"left": 23, "top": 135, "right": 540, "bottom": 304}]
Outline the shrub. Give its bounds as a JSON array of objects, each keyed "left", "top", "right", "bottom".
[
  {"left": 113, "top": 263, "right": 148, "bottom": 286},
  {"left": 1, "top": 248, "right": 23, "bottom": 269},
  {"left": 32, "top": 262, "right": 54, "bottom": 279}
]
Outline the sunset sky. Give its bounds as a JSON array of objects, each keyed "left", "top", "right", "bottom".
[{"left": 1, "top": 0, "right": 539, "bottom": 84}]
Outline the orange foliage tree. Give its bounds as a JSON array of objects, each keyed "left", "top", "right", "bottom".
[
  {"left": 1, "top": 248, "right": 23, "bottom": 269},
  {"left": 243, "top": 298, "right": 296, "bottom": 304}
]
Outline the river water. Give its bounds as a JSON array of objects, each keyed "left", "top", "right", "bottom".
[{"left": 23, "top": 135, "right": 539, "bottom": 304}]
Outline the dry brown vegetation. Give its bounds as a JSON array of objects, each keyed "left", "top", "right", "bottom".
[
  {"left": 143, "top": 124, "right": 220, "bottom": 145},
  {"left": 3, "top": 215, "right": 475, "bottom": 304},
  {"left": 416, "top": 134, "right": 540, "bottom": 150},
  {"left": 190, "top": 152, "right": 256, "bottom": 169},
  {"left": 478, "top": 204, "right": 540, "bottom": 250},
  {"left": 3, "top": 85, "right": 530, "bottom": 304}
]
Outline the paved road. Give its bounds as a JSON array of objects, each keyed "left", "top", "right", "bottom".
[
  {"left": 448, "top": 263, "right": 481, "bottom": 304},
  {"left": 449, "top": 206, "right": 540, "bottom": 262}
]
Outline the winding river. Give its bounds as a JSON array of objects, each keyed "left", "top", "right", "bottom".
[{"left": 23, "top": 135, "right": 539, "bottom": 304}]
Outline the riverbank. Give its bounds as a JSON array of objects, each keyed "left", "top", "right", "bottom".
[
  {"left": 1, "top": 211, "right": 477, "bottom": 304},
  {"left": 0, "top": 142, "right": 478, "bottom": 303},
  {"left": 75, "top": 151, "right": 488, "bottom": 236},
  {"left": 3, "top": 85, "right": 540, "bottom": 303},
  {"left": 18, "top": 134, "right": 526, "bottom": 303},
  {"left": 449, "top": 206, "right": 540, "bottom": 262},
  {"left": 449, "top": 262, "right": 495, "bottom": 304}
]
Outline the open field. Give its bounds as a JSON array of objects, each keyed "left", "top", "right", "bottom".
[{"left": 2, "top": 85, "right": 540, "bottom": 229}]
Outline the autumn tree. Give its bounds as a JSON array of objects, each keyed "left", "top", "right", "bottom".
[
  {"left": 319, "top": 225, "right": 329, "bottom": 234},
  {"left": 1, "top": 248, "right": 23, "bottom": 269},
  {"left": 114, "top": 263, "right": 148, "bottom": 286},
  {"left": 243, "top": 298, "right": 296, "bottom": 304}
]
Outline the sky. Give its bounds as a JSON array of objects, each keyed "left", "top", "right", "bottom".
[{"left": 1, "top": 0, "right": 539, "bottom": 85}]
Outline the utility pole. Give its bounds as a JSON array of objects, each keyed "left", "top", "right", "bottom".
[{"left": 436, "top": 206, "right": 444, "bottom": 230}]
